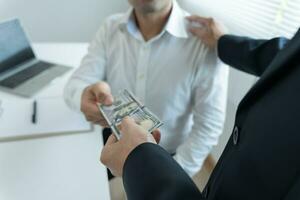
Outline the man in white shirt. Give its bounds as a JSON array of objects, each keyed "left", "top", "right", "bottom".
[{"left": 64, "top": 0, "right": 228, "bottom": 179}]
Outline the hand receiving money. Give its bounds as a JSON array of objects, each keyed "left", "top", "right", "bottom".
[{"left": 80, "top": 81, "right": 114, "bottom": 126}]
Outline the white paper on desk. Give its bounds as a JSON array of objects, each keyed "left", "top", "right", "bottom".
[{"left": 0, "top": 97, "right": 92, "bottom": 140}]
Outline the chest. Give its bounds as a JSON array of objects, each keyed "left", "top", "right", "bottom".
[{"left": 104, "top": 33, "right": 204, "bottom": 105}]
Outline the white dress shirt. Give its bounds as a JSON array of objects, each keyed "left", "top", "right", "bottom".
[{"left": 64, "top": 0, "right": 229, "bottom": 176}]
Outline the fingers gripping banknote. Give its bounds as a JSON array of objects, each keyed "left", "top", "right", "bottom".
[{"left": 98, "top": 89, "right": 163, "bottom": 139}]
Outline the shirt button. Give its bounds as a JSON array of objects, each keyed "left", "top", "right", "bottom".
[{"left": 233, "top": 126, "right": 239, "bottom": 145}]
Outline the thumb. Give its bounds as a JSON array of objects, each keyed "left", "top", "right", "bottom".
[
  {"left": 120, "top": 117, "right": 136, "bottom": 135},
  {"left": 92, "top": 82, "right": 114, "bottom": 105},
  {"left": 96, "top": 92, "right": 113, "bottom": 106},
  {"left": 103, "top": 93, "right": 114, "bottom": 105}
]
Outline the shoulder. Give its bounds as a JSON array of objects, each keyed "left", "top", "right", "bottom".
[
  {"left": 103, "top": 13, "right": 127, "bottom": 27},
  {"left": 193, "top": 45, "right": 229, "bottom": 88},
  {"left": 95, "top": 12, "right": 128, "bottom": 36}
]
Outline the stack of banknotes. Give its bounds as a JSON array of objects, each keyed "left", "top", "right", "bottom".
[{"left": 98, "top": 89, "right": 163, "bottom": 139}]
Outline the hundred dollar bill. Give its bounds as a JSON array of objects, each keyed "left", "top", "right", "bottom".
[{"left": 98, "top": 89, "right": 163, "bottom": 139}]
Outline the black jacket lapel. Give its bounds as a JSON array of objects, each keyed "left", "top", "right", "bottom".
[{"left": 238, "top": 29, "right": 300, "bottom": 111}]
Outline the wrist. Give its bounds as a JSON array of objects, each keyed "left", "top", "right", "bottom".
[{"left": 215, "top": 33, "right": 225, "bottom": 48}]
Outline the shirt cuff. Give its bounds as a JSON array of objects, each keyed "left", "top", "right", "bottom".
[{"left": 73, "top": 84, "right": 89, "bottom": 112}]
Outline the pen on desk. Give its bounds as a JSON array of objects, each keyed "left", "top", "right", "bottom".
[{"left": 32, "top": 100, "right": 37, "bottom": 124}]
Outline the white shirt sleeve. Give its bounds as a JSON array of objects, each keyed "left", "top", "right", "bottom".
[
  {"left": 174, "top": 47, "right": 229, "bottom": 177},
  {"left": 64, "top": 23, "right": 108, "bottom": 112}
]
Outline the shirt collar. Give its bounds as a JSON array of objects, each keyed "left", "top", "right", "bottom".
[
  {"left": 165, "top": 0, "right": 189, "bottom": 38},
  {"left": 118, "top": 0, "right": 189, "bottom": 39},
  {"left": 118, "top": 8, "right": 134, "bottom": 31}
]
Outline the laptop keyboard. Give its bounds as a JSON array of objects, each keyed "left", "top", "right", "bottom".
[{"left": 0, "top": 62, "right": 54, "bottom": 89}]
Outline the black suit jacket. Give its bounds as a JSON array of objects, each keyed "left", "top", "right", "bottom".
[{"left": 122, "top": 29, "right": 300, "bottom": 200}]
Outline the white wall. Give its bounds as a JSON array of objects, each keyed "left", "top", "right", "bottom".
[{"left": 0, "top": 0, "right": 129, "bottom": 42}]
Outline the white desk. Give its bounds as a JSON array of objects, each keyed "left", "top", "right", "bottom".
[{"left": 0, "top": 43, "right": 110, "bottom": 200}]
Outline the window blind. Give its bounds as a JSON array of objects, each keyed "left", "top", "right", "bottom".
[{"left": 179, "top": 0, "right": 300, "bottom": 39}]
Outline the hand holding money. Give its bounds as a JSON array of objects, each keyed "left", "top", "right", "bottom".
[
  {"left": 81, "top": 81, "right": 114, "bottom": 126},
  {"left": 100, "top": 117, "right": 161, "bottom": 177}
]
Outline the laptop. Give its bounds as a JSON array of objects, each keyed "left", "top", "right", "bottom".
[{"left": 0, "top": 19, "right": 71, "bottom": 97}]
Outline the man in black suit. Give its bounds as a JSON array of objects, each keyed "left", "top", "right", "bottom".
[{"left": 100, "top": 15, "right": 300, "bottom": 200}]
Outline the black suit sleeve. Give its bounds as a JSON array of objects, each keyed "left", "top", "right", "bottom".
[
  {"left": 218, "top": 35, "right": 289, "bottom": 77},
  {"left": 284, "top": 176, "right": 300, "bottom": 200},
  {"left": 123, "top": 143, "right": 203, "bottom": 200}
]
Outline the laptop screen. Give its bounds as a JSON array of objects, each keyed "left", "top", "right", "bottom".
[{"left": 0, "top": 19, "right": 35, "bottom": 74}]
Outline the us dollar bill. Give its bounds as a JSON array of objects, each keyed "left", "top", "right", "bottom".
[{"left": 98, "top": 89, "right": 163, "bottom": 139}]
